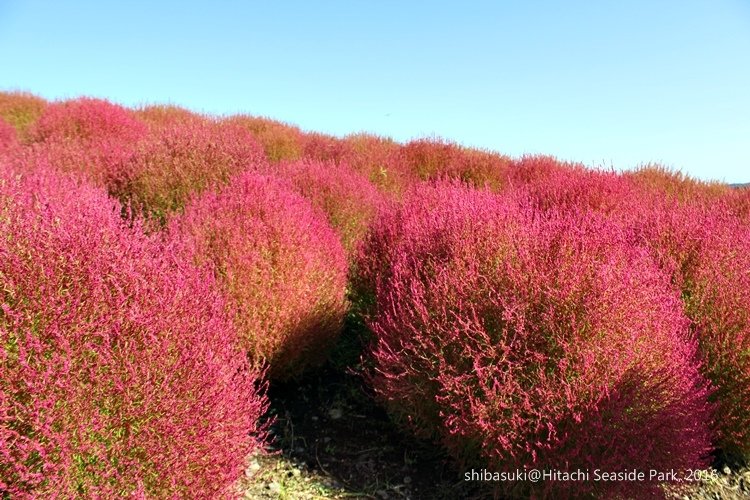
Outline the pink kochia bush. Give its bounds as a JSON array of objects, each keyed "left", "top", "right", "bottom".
[
  {"left": 117, "top": 120, "right": 266, "bottom": 223},
  {"left": 688, "top": 217, "right": 750, "bottom": 457},
  {"left": 169, "top": 172, "right": 348, "bottom": 380},
  {"left": 508, "top": 154, "right": 577, "bottom": 187},
  {"left": 276, "top": 158, "right": 384, "bottom": 254},
  {"left": 355, "top": 182, "right": 714, "bottom": 499},
  {"left": 0, "top": 165, "right": 268, "bottom": 498}
]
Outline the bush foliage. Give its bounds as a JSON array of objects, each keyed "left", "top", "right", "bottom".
[
  {"left": 0, "top": 119, "right": 18, "bottom": 153},
  {"left": 30, "top": 97, "right": 147, "bottom": 145},
  {"left": 0, "top": 92, "right": 47, "bottom": 141},
  {"left": 0, "top": 165, "right": 268, "bottom": 498},
  {"left": 168, "top": 171, "right": 348, "bottom": 380},
  {"left": 355, "top": 182, "right": 714, "bottom": 498},
  {"left": 627, "top": 202, "right": 750, "bottom": 457},
  {"left": 400, "top": 138, "right": 511, "bottom": 190},
  {"left": 277, "top": 159, "right": 384, "bottom": 254},
  {"left": 226, "top": 115, "right": 304, "bottom": 162},
  {"left": 115, "top": 120, "right": 266, "bottom": 223}
]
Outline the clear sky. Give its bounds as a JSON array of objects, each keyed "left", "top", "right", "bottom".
[{"left": 1, "top": 1, "right": 749, "bottom": 182}]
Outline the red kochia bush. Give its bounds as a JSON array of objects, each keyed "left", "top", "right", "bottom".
[
  {"left": 508, "top": 156, "right": 642, "bottom": 216},
  {"left": 511, "top": 160, "right": 750, "bottom": 457},
  {"left": 0, "top": 119, "right": 17, "bottom": 152},
  {"left": 508, "top": 154, "right": 571, "bottom": 182},
  {"left": 134, "top": 104, "right": 207, "bottom": 129},
  {"left": 728, "top": 186, "right": 750, "bottom": 223},
  {"left": 0, "top": 165, "right": 268, "bottom": 498},
  {"left": 341, "top": 133, "right": 410, "bottom": 195},
  {"left": 116, "top": 120, "right": 266, "bottom": 222},
  {"left": 628, "top": 203, "right": 750, "bottom": 457},
  {"left": 0, "top": 92, "right": 47, "bottom": 141},
  {"left": 399, "top": 138, "right": 511, "bottom": 190},
  {"left": 624, "top": 164, "right": 731, "bottom": 206},
  {"left": 356, "top": 182, "right": 714, "bottom": 499},
  {"left": 689, "top": 218, "right": 750, "bottom": 457},
  {"left": 226, "top": 115, "right": 304, "bottom": 162},
  {"left": 8, "top": 138, "right": 130, "bottom": 192},
  {"left": 30, "top": 97, "right": 147, "bottom": 144},
  {"left": 301, "top": 132, "right": 349, "bottom": 163},
  {"left": 302, "top": 132, "right": 411, "bottom": 196},
  {"left": 277, "top": 159, "right": 384, "bottom": 254},
  {"left": 169, "top": 172, "right": 348, "bottom": 380},
  {"left": 24, "top": 98, "right": 148, "bottom": 187}
]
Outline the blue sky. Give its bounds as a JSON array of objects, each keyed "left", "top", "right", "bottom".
[{"left": 1, "top": 0, "right": 749, "bottom": 182}]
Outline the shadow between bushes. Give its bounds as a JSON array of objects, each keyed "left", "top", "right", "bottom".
[
  {"left": 252, "top": 307, "right": 501, "bottom": 499},
  {"left": 254, "top": 322, "right": 750, "bottom": 500},
  {"left": 262, "top": 361, "right": 491, "bottom": 500}
]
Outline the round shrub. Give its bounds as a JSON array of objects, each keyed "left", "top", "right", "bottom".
[
  {"left": 726, "top": 186, "right": 750, "bottom": 223},
  {"left": 508, "top": 154, "right": 580, "bottom": 187},
  {"left": 534, "top": 171, "right": 750, "bottom": 459},
  {"left": 301, "top": 132, "right": 349, "bottom": 163},
  {"left": 400, "top": 138, "right": 511, "bottom": 190},
  {"left": 168, "top": 171, "right": 348, "bottom": 380},
  {"left": 30, "top": 97, "right": 147, "bottom": 145},
  {"left": 624, "top": 164, "right": 730, "bottom": 206},
  {"left": 0, "top": 165, "right": 268, "bottom": 498},
  {"left": 0, "top": 118, "right": 18, "bottom": 153},
  {"left": 0, "top": 91, "right": 47, "bottom": 141},
  {"left": 341, "top": 133, "right": 410, "bottom": 195},
  {"left": 226, "top": 115, "right": 304, "bottom": 162},
  {"left": 277, "top": 159, "right": 384, "bottom": 254},
  {"left": 116, "top": 120, "right": 266, "bottom": 223},
  {"left": 689, "top": 220, "right": 750, "bottom": 457},
  {"left": 302, "top": 132, "right": 412, "bottom": 196},
  {"left": 22, "top": 98, "right": 147, "bottom": 188},
  {"left": 628, "top": 202, "right": 750, "bottom": 458},
  {"left": 356, "top": 182, "right": 714, "bottom": 499},
  {"left": 7, "top": 135, "right": 135, "bottom": 191},
  {"left": 134, "top": 104, "right": 207, "bottom": 129},
  {"left": 508, "top": 157, "right": 642, "bottom": 217}
]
